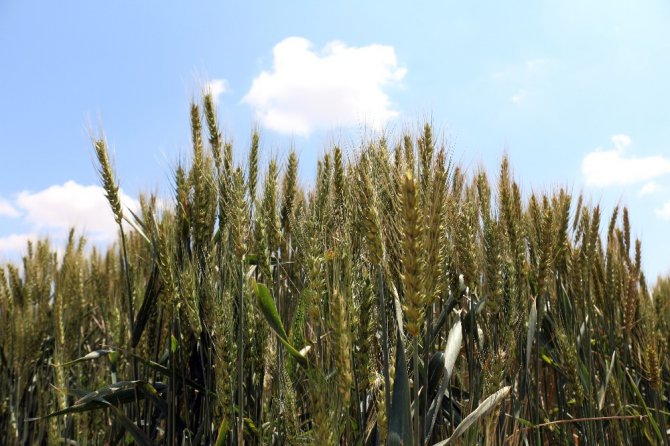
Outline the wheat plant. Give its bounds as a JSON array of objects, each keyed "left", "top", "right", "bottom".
[{"left": 0, "top": 92, "right": 669, "bottom": 445}]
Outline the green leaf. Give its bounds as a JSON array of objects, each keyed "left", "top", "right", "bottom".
[
  {"left": 27, "top": 381, "right": 167, "bottom": 421},
  {"left": 109, "top": 350, "right": 120, "bottom": 365},
  {"left": 425, "top": 351, "right": 445, "bottom": 401},
  {"left": 74, "top": 381, "right": 157, "bottom": 406},
  {"left": 277, "top": 335, "right": 309, "bottom": 368},
  {"left": 597, "top": 350, "right": 616, "bottom": 411},
  {"left": 123, "top": 208, "right": 151, "bottom": 245},
  {"left": 525, "top": 297, "right": 538, "bottom": 372},
  {"left": 215, "top": 415, "right": 231, "bottom": 446},
  {"left": 129, "top": 352, "right": 211, "bottom": 396},
  {"left": 132, "top": 264, "right": 161, "bottom": 347},
  {"left": 106, "top": 403, "right": 154, "bottom": 446},
  {"left": 625, "top": 367, "right": 663, "bottom": 443},
  {"left": 540, "top": 353, "right": 557, "bottom": 367},
  {"left": 388, "top": 334, "right": 413, "bottom": 446},
  {"left": 251, "top": 280, "right": 307, "bottom": 367},
  {"left": 253, "top": 281, "right": 288, "bottom": 340},
  {"left": 25, "top": 400, "right": 107, "bottom": 420}
]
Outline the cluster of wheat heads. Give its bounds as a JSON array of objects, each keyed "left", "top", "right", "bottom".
[{"left": 1, "top": 93, "right": 669, "bottom": 445}]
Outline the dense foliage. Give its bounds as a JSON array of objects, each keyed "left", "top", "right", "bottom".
[{"left": 1, "top": 93, "right": 669, "bottom": 445}]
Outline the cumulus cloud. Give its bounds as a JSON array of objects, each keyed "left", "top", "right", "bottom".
[
  {"left": 15, "top": 181, "right": 139, "bottom": 241},
  {"left": 0, "top": 233, "right": 37, "bottom": 253},
  {"left": 206, "top": 79, "right": 229, "bottom": 104},
  {"left": 242, "top": 37, "right": 406, "bottom": 135},
  {"left": 581, "top": 134, "right": 670, "bottom": 187},
  {"left": 0, "top": 198, "right": 20, "bottom": 218},
  {"left": 656, "top": 202, "right": 670, "bottom": 220}
]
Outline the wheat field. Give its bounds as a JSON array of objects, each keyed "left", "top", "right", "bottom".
[{"left": 1, "top": 92, "right": 669, "bottom": 445}]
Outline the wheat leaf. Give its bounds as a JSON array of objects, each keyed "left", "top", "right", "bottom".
[
  {"left": 389, "top": 333, "right": 413, "bottom": 446},
  {"left": 434, "top": 385, "right": 511, "bottom": 445}
]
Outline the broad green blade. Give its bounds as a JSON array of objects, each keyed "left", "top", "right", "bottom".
[
  {"left": 28, "top": 381, "right": 167, "bottom": 422},
  {"left": 132, "top": 264, "right": 161, "bottom": 347},
  {"left": 252, "top": 280, "right": 307, "bottom": 367},
  {"left": 252, "top": 281, "right": 289, "bottom": 341},
  {"left": 389, "top": 334, "right": 413, "bottom": 446}
]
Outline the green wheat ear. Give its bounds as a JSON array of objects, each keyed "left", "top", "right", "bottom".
[
  {"left": 94, "top": 138, "right": 123, "bottom": 225},
  {"left": 401, "top": 170, "right": 423, "bottom": 338}
]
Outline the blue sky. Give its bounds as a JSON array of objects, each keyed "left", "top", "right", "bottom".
[{"left": 1, "top": 1, "right": 669, "bottom": 280}]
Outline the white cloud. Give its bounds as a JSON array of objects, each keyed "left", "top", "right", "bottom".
[
  {"left": 0, "top": 233, "right": 37, "bottom": 253},
  {"left": 15, "top": 181, "right": 139, "bottom": 242},
  {"left": 656, "top": 202, "right": 670, "bottom": 220},
  {"left": 640, "top": 181, "right": 660, "bottom": 196},
  {"left": 206, "top": 79, "right": 229, "bottom": 104},
  {"left": 242, "top": 37, "right": 406, "bottom": 135},
  {"left": 0, "top": 199, "right": 20, "bottom": 218},
  {"left": 581, "top": 134, "right": 670, "bottom": 187}
]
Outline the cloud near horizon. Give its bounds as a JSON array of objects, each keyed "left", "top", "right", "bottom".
[
  {"left": 640, "top": 181, "right": 660, "bottom": 196},
  {"left": 581, "top": 134, "right": 670, "bottom": 187},
  {"left": 10, "top": 181, "right": 139, "bottom": 244},
  {"left": 0, "top": 233, "right": 38, "bottom": 254},
  {"left": 242, "top": 37, "right": 406, "bottom": 135}
]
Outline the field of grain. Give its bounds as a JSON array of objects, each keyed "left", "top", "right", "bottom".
[{"left": 1, "top": 92, "right": 669, "bottom": 445}]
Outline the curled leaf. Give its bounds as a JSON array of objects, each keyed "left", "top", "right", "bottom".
[
  {"left": 58, "top": 350, "right": 116, "bottom": 367},
  {"left": 425, "top": 320, "right": 462, "bottom": 439},
  {"left": 434, "top": 385, "right": 511, "bottom": 445},
  {"left": 252, "top": 280, "right": 307, "bottom": 367}
]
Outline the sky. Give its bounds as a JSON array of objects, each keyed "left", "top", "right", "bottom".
[{"left": 1, "top": 1, "right": 669, "bottom": 281}]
